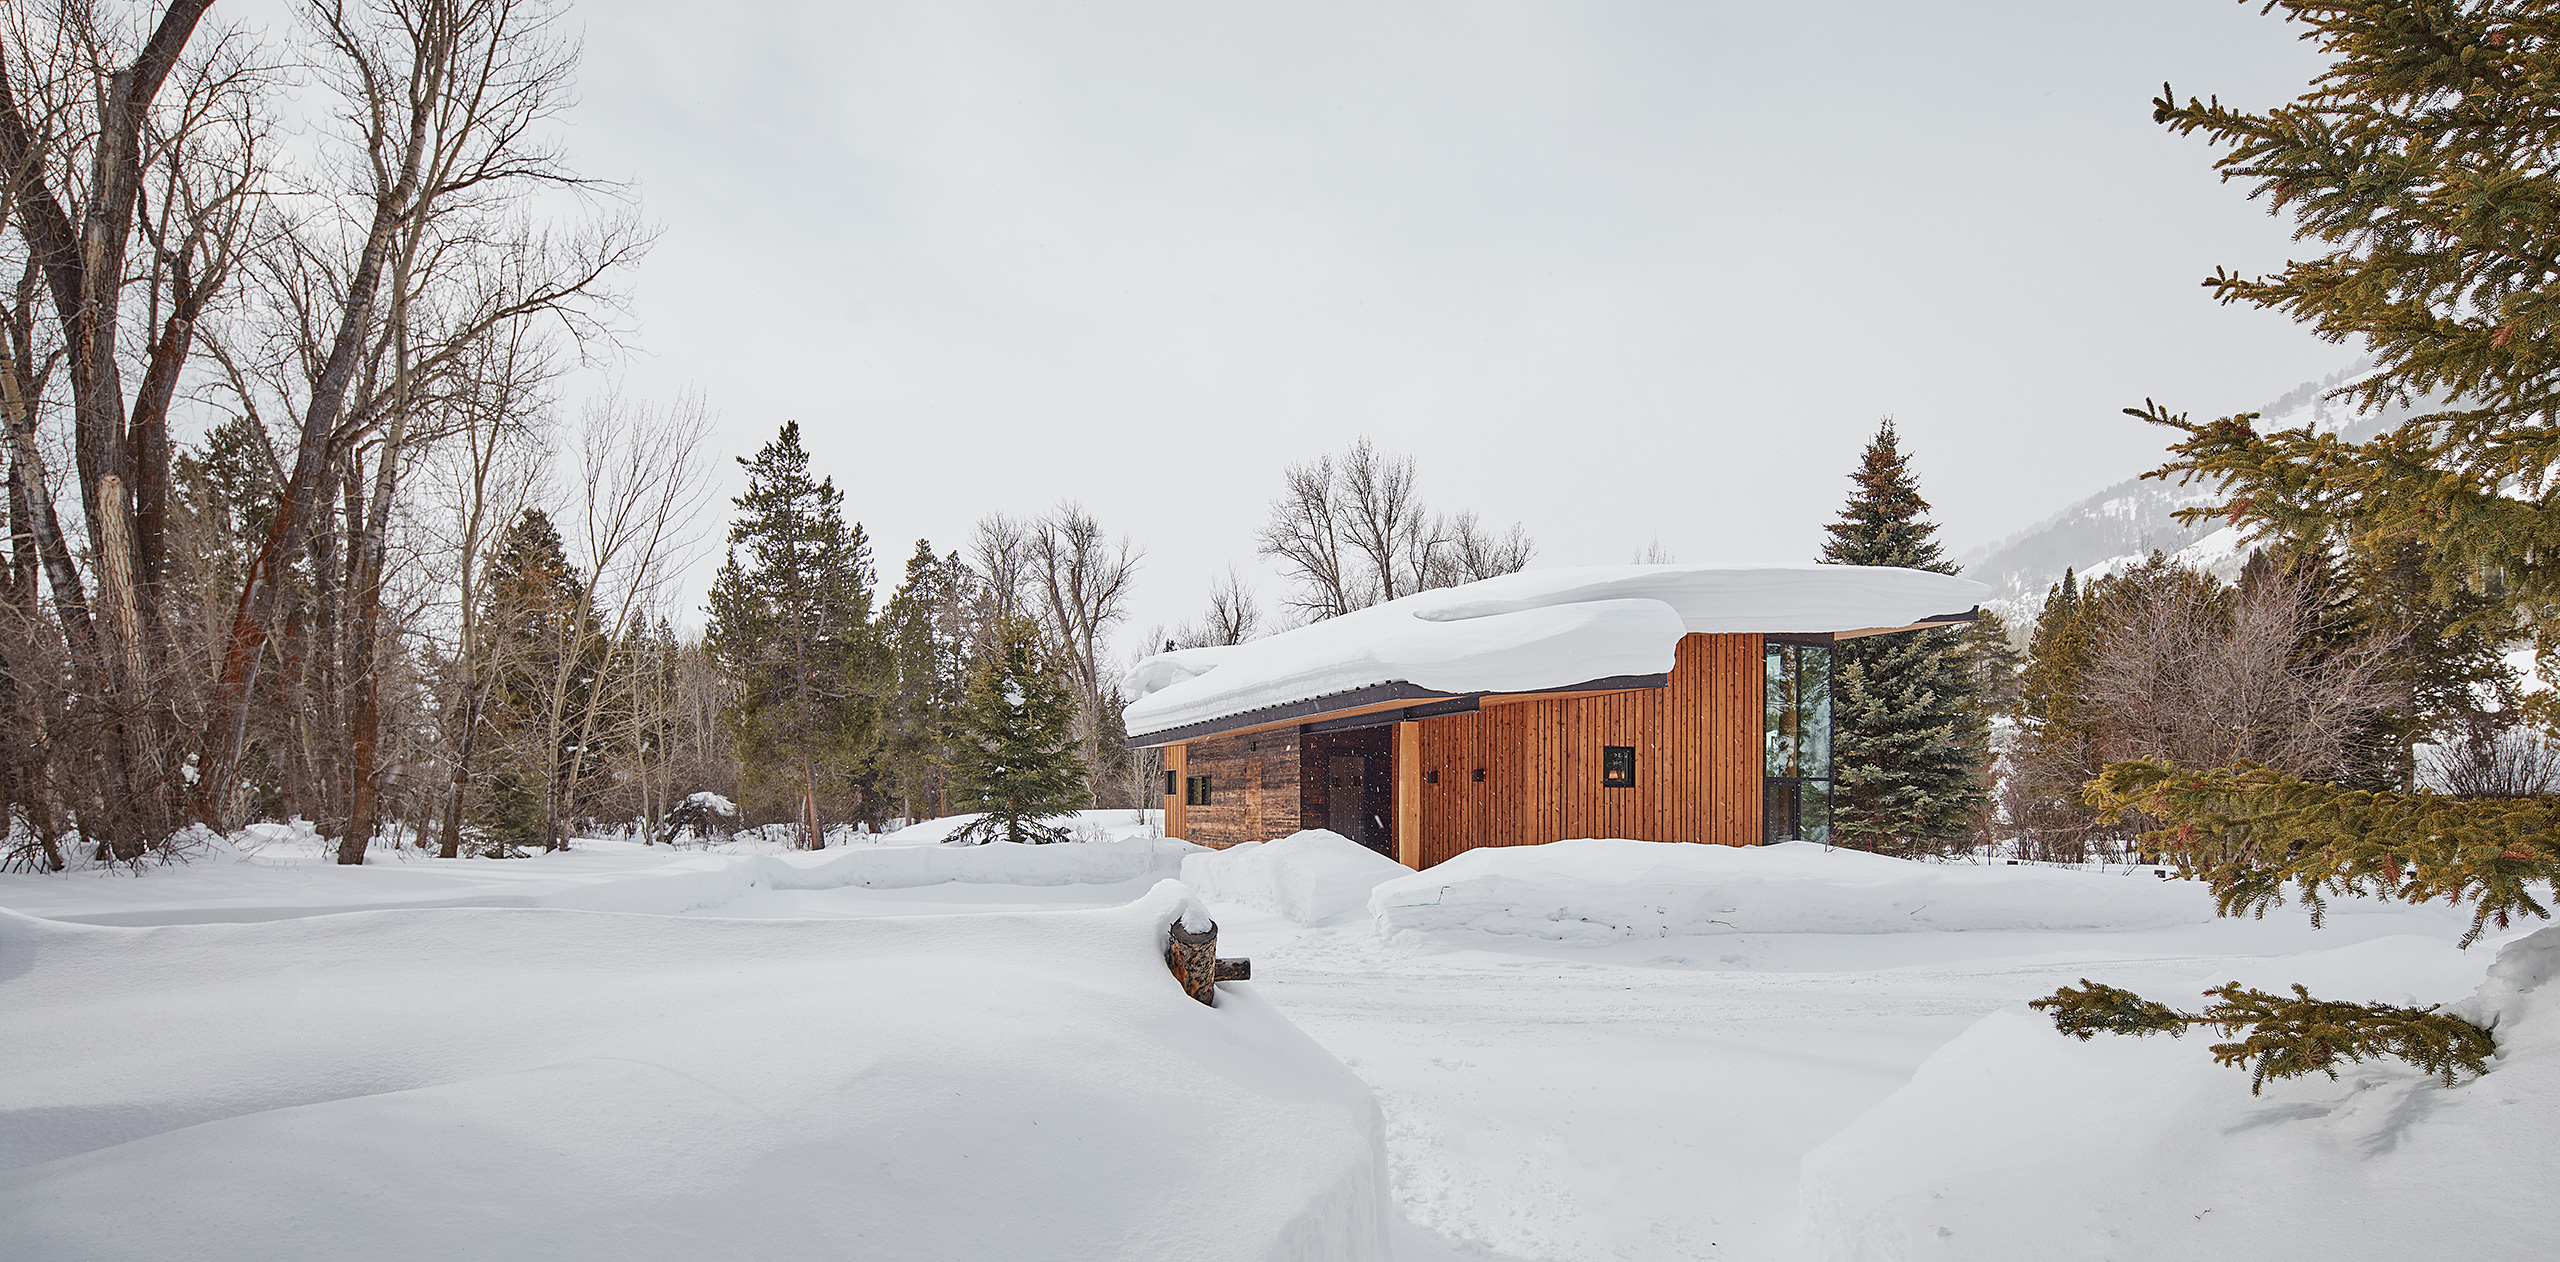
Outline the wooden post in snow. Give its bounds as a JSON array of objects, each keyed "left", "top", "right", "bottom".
[{"left": 1166, "top": 920, "right": 1252, "bottom": 1006}]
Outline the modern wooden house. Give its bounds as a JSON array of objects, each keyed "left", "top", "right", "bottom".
[{"left": 1121, "top": 564, "right": 1986, "bottom": 869}]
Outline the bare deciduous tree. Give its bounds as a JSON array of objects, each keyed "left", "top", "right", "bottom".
[
  {"left": 1431, "top": 509, "right": 1537, "bottom": 586},
  {"left": 0, "top": 0, "right": 263, "bottom": 860},
  {"left": 2422, "top": 712, "right": 2560, "bottom": 799},
  {"left": 418, "top": 321, "right": 548, "bottom": 855},
  {"left": 1172, "top": 564, "right": 1260, "bottom": 649},
  {"left": 1257, "top": 453, "right": 1357, "bottom": 620},
  {"left": 1257, "top": 438, "right": 1535, "bottom": 619},
  {"left": 2082, "top": 567, "right": 2400, "bottom": 782},
  {"left": 1028, "top": 501, "right": 1139, "bottom": 800},
  {"left": 968, "top": 510, "right": 1032, "bottom": 636},
  {"left": 194, "top": 0, "right": 646, "bottom": 859},
  {"left": 537, "top": 389, "right": 709, "bottom": 847}
]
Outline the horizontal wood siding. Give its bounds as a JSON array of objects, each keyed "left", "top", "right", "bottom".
[
  {"left": 1174, "top": 729, "right": 1301, "bottom": 849},
  {"left": 1414, "top": 633, "right": 1762, "bottom": 867}
]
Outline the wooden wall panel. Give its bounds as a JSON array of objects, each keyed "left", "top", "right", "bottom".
[
  {"left": 1162, "top": 742, "right": 1187, "bottom": 840},
  {"left": 1175, "top": 729, "right": 1302, "bottom": 848},
  {"left": 1395, "top": 721, "right": 1421, "bottom": 869},
  {"left": 1409, "top": 633, "right": 1763, "bottom": 868}
]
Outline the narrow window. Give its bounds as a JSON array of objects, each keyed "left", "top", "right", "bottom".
[
  {"left": 1602, "top": 745, "right": 1636, "bottom": 788},
  {"left": 1763, "top": 642, "right": 1832, "bottom": 843},
  {"left": 1163, "top": 769, "right": 1179, "bottom": 797}
]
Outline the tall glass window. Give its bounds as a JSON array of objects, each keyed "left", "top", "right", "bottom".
[{"left": 1764, "top": 642, "right": 1831, "bottom": 844}]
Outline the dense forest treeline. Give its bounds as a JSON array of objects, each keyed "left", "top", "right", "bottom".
[{"left": 0, "top": 0, "right": 1550, "bottom": 866}]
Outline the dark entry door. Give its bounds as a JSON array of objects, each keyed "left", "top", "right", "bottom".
[{"left": 1327, "top": 757, "right": 1366, "bottom": 839}]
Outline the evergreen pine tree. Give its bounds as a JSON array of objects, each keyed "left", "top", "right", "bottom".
[
  {"left": 475, "top": 509, "right": 602, "bottom": 855},
  {"left": 1818, "top": 420, "right": 1986, "bottom": 854},
  {"left": 2018, "top": 569, "right": 2085, "bottom": 732},
  {"left": 947, "top": 616, "right": 1088, "bottom": 845},
  {"left": 703, "top": 423, "right": 884, "bottom": 849},
  {"left": 880, "top": 540, "right": 972, "bottom": 823},
  {"left": 2342, "top": 538, "right": 2524, "bottom": 791},
  {"left": 1963, "top": 607, "right": 2025, "bottom": 721}
]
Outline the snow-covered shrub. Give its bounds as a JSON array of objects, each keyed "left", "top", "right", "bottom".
[{"left": 654, "top": 792, "right": 738, "bottom": 847}]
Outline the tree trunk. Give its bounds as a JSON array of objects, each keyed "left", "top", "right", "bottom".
[
  {"left": 803, "top": 757, "right": 822, "bottom": 850},
  {"left": 192, "top": 59, "right": 440, "bottom": 826},
  {"left": 343, "top": 414, "right": 412, "bottom": 864}
]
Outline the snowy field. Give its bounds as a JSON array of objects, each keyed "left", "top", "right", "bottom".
[{"left": 4, "top": 820, "right": 2554, "bottom": 1259}]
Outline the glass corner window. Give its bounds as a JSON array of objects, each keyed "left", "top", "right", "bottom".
[{"left": 1764, "top": 642, "right": 1831, "bottom": 843}]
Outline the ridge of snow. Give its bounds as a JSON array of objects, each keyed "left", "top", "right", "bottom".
[
  {"left": 7, "top": 836, "right": 1205, "bottom": 928},
  {"left": 1365, "top": 839, "right": 2214, "bottom": 944},
  {"left": 1180, "top": 830, "right": 1410, "bottom": 926},
  {"left": 1797, "top": 926, "right": 2560, "bottom": 1259},
  {"left": 0, "top": 883, "right": 1391, "bottom": 1259}
]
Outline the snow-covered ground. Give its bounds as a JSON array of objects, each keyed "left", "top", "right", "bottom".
[{"left": 4, "top": 824, "right": 2552, "bottom": 1259}]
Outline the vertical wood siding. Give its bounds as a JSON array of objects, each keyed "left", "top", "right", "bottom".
[
  {"left": 1395, "top": 721, "right": 1421, "bottom": 869},
  {"left": 1162, "top": 742, "right": 1187, "bottom": 840},
  {"left": 1412, "top": 633, "right": 1762, "bottom": 867}
]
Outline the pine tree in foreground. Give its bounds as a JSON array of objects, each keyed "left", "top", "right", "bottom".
[
  {"left": 947, "top": 617, "right": 1088, "bottom": 845},
  {"left": 2032, "top": 0, "right": 2560, "bottom": 1084},
  {"left": 1819, "top": 419, "right": 1986, "bottom": 854}
]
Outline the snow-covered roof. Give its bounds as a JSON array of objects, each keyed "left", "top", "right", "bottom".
[{"left": 1123, "top": 563, "right": 1989, "bottom": 742}]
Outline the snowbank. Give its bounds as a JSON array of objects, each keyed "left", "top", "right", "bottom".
[
  {"left": 767, "top": 834, "right": 1204, "bottom": 890},
  {"left": 1796, "top": 929, "right": 2560, "bottom": 1259},
  {"left": 1123, "top": 564, "right": 1987, "bottom": 738},
  {"left": 1182, "top": 830, "right": 1410, "bottom": 925},
  {"left": 0, "top": 882, "right": 1390, "bottom": 1260},
  {"left": 7, "top": 836, "right": 1205, "bottom": 927},
  {"left": 1369, "top": 839, "right": 2215, "bottom": 944},
  {"left": 878, "top": 808, "right": 1166, "bottom": 846}
]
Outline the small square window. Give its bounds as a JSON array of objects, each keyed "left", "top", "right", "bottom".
[
  {"left": 1472, "top": 768, "right": 1487, "bottom": 783},
  {"left": 1185, "top": 775, "right": 1214, "bottom": 806},
  {"left": 1425, "top": 769, "right": 1439, "bottom": 785},
  {"left": 1163, "top": 769, "right": 1179, "bottom": 797},
  {"left": 1601, "top": 746, "right": 1636, "bottom": 788}
]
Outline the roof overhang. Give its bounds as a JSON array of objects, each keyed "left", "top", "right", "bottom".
[
  {"left": 1831, "top": 607, "right": 1981, "bottom": 640},
  {"left": 1124, "top": 672, "right": 1669, "bottom": 750}
]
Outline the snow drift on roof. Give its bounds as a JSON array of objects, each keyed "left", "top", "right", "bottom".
[{"left": 1122, "top": 564, "right": 1988, "bottom": 739}]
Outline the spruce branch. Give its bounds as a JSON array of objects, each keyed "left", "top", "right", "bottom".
[
  {"left": 2032, "top": 976, "right": 2499, "bottom": 1095},
  {"left": 2085, "top": 756, "right": 2560, "bottom": 945},
  {"left": 2030, "top": 980, "right": 2192, "bottom": 1040},
  {"left": 2198, "top": 982, "right": 2499, "bottom": 1093}
]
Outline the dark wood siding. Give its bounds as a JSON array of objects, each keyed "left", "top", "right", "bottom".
[
  {"left": 1412, "top": 633, "right": 1762, "bottom": 867},
  {"left": 1173, "top": 729, "right": 1302, "bottom": 849},
  {"left": 1298, "top": 726, "right": 1395, "bottom": 856}
]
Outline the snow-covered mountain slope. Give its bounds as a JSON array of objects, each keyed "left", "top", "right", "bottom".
[{"left": 1954, "top": 362, "right": 2412, "bottom": 633}]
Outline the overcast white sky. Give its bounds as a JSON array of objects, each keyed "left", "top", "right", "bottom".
[{"left": 530, "top": 0, "right": 2340, "bottom": 645}]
